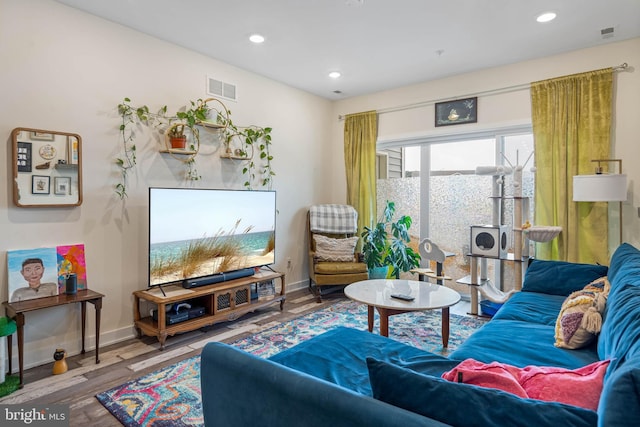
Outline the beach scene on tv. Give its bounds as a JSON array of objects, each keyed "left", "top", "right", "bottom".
[{"left": 149, "top": 189, "right": 276, "bottom": 286}]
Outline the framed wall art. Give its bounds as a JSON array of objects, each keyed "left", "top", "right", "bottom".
[
  {"left": 32, "top": 175, "right": 50, "bottom": 194},
  {"left": 54, "top": 177, "right": 71, "bottom": 195},
  {"left": 17, "top": 141, "right": 32, "bottom": 173},
  {"left": 435, "top": 97, "right": 478, "bottom": 127},
  {"left": 11, "top": 127, "right": 83, "bottom": 207}
]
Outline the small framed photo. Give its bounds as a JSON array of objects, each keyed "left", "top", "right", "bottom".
[
  {"left": 32, "top": 175, "right": 50, "bottom": 194},
  {"left": 435, "top": 97, "right": 478, "bottom": 127},
  {"left": 30, "top": 131, "right": 55, "bottom": 141},
  {"left": 54, "top": 177, "right": 71, "bottom": 195}
]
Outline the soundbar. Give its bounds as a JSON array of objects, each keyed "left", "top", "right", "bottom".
[{"left": 183, "top": 267, "right": 255, "bottom": 289}]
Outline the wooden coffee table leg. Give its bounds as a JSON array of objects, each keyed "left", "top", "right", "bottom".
[
  {"left": 377, "top": 307, "right": 390, "bottom": 337},
  {"left": 367, "top": 305, "right": 374, "bottom": 332},
  {"left": 442, "top": 307, "right": 450, "bottom": 347}
]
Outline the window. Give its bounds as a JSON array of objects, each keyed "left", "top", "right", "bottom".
[{"left": 377, "top": 127, "right": 534, "bottom": 294}]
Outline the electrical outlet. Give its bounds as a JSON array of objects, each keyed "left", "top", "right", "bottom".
[{"left": 287, "top": 257, "right": 292, "bottom": 269}]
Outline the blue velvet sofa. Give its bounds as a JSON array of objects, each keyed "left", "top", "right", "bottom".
[{"left": 201, "top": 243, "right": 640, "bottom": 426}]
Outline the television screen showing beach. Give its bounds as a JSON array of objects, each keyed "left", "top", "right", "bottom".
[{"left": 149, "top": 188, "right": 276, "bottom": 286}]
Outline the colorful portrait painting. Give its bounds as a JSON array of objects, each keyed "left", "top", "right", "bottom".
[
  {"left": 7, "top": 247, "right": 59, "bottom": 302},
  {"left": 6, "top": 243, "right": 88, "bottom": 302}
]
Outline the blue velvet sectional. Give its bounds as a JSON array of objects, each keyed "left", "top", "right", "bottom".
[{"left": 201, "top": 243, "right": 640, "bottom": 427}]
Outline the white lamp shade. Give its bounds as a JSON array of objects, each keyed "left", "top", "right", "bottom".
[{"left": 573, "top": 174, "right": 627, "bottom": 202}]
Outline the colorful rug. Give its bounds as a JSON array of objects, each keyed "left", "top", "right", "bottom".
[{"left": 96, "top": 299, "right": 487, "bottom": 426}]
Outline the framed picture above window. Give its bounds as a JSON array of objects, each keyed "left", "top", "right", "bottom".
[{"left": 435, "top": 97, "right": 478, "bottom": 127}]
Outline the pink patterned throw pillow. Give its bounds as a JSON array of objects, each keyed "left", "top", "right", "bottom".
[{"left": 441, "top": 358, "right": 610, "bottom": 411}]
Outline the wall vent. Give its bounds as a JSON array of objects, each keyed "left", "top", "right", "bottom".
[
  {"left": 207, "top": 76, "right": 237, "bottom": 102},
  {"left": 601, "top": 27, "right": 615, "bottom": 39}
]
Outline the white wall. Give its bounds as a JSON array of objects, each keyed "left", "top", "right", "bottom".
[
  {"left": 2, "top": 0, "right": 639, "bottom": 370},
  {"left": 0, "top": 0, "right": 336, "bottom": 368},
  {"left": 331, "top": 37, "right": 640, "bottom": 248}
]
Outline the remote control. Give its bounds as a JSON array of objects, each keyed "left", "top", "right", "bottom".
[{"left": 390, "top": 293, "right": 415, "bottom": 301}]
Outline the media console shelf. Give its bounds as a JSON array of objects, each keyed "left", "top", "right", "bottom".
[{"left": 133, "top": 271, "right": 285, "bottom": 349}]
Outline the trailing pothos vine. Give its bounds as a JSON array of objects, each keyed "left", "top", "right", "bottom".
[
  {"left": 219, "top": 117, "right": 274, "bottom": 190},
  {"left": 115, "top": 97, "right": 275, "bottom": 199}
]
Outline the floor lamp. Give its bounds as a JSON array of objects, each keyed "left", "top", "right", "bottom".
[{"left": 573, "top": 159, "right": 627, "bottom": 245}]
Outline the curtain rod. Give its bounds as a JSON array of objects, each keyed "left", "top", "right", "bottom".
[{"left": 338, "top": 62, "right": 628, "bottom": 121}]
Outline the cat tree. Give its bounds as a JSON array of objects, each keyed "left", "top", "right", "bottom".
[{"left": 460, "top": 151, "right": 561, "bottom": 315}]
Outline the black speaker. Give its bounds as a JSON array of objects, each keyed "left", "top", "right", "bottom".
[{"left": 65, "top": 274, "right": 77, "bottom": 295}]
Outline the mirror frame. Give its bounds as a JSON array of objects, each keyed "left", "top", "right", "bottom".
[{"left": 11, "top": 127, "right": 83, "bottom": 208}]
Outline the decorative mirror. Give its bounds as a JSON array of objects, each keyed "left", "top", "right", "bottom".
[{"left": 11, "top": 127, "right": 83, "bottom": 207}]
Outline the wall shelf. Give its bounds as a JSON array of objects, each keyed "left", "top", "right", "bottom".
[
  {"left": 159, "top": 148, "right": 198, "bottom": 155},
  {"left": 54, "top": 163, "right": 78, "bottom": 171},
  {"left": 220, "top": 153, "right": 250, "bottom": 160},
  {"left": 197, "top": 121, "right": 225, "bottom": 130}
]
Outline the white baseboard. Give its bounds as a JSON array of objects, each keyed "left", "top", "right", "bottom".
[{"left": 7, "top": 280, "right": 311, "bottom": 372}]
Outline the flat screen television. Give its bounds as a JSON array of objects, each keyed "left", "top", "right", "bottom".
[{"left": 148, "top": 187, "right": 276, "bottom": 289}]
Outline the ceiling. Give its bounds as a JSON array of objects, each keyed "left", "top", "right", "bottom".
[{"left": 54, "top": 0, "right": 640, "bottom": 100}]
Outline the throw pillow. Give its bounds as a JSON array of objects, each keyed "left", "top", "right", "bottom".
[
  {"left": 313, "top": 235, "right": 358, "bottom": 262},
  {"left": 522, "top": 259, "right": 608, "bottom": 296},
  {"left": 555, "top": 277, "right": 610, "bottom": 349},
  {"left": 367, "top": 358, "right": 598, "bottom": 427},
  {"left": 441, "top": 358, "right": 610, "bottom": 411}
]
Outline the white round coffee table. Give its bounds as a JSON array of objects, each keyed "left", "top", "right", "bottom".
[{"left": 344, "top": 279, "right": 461, "bottom": 347}]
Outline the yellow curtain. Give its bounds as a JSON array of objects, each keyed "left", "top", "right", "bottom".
[
  {"left": 344, "top": 111, "right": 378, "bottom": 238},
  {"left": 531, "top": 68, "right": 613, "bottom": 264}
]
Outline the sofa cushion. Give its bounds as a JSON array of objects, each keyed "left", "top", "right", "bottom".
[
  {"left": 605, "top": 243, "right": 640, "bottom": 307},
  {"left": 450, "top": 319, "right": 599, "bottom": 369},
  {"left": 314, "top": 261, "right": 368, "bottom": 275},
  {"left": 597, "top": 283, "right": 640, "bottom": 367},
  {"left": 441, "top": 358, "right": 610, "bottom": 411},
  {"left": 522, "top": 259, "right": 608, "bottom": 296},
  {"left": 367, "top": 358, "right": 598, "bottom": 427},
  {"left": 554, "top": 277, "right": 609, "bottom": 350},
  {"left": 606, "top": 242, "right": 640, "bottom": 288},
  {"left": 598, "top": 359, "right": 640, "bottom": 427},
  {"left": 492, "top": 291, "right": 566, "bottom": 326},
  {"left": 313, "top": 235, "right": 359, "bottom": 262},
  {"left": 269, "top": 326, "right": 458, "bottom": 396}
]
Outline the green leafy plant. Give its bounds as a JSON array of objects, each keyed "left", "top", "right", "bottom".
[
  {"left": 115, "top": 97, "right": 274, "bottom": 197},
  {"left": 218, "top": 114, "right": 274, "bottom": 190},
  {"left": 361, "top": 201, "right": 421, "bottom": 279},
  {"left": 116, "top": 98, "right": 167, "bottom": 198},
  {"left": 168, "top": 124, "right": 185, "bottom": 138}
]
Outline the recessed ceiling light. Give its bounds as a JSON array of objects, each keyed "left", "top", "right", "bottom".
[
  {"left": 328, "top": 71, "right": 341, "bottom": 79},
  {"left": 249, "top": 34, "right": 265, "bottom": 44},
  {"left": 536, "top": 12, "right": 556, "bottom": 23}
]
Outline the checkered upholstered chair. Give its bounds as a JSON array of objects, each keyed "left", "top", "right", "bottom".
[{"left": 308, "top": 204, "right": 368, "bottom": 302}]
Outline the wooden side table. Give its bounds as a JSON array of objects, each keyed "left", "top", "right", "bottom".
[{"left": 2, "top": 289, "right": 104, "bottom": 388}]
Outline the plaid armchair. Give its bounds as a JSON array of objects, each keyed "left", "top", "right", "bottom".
[{"left": 308, "top": 204, "right": 368, "bottom": 302}]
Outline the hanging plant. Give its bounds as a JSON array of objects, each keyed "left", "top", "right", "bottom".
[
  {"left": 115, "top": 97, "right": 274, "bottom": 197},
  {"left": 116, "top": 98, "right": 167, "bottom": 198},
  {"left": 218, "top": 114, "right": 275, "bottom": 190}
]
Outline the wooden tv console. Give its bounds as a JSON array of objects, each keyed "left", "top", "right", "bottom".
[{"left": 133, "top": 271, "right": 285, "bottom": 349}]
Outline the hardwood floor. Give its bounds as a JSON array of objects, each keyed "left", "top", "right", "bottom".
[{"left": 0, "top": 286, "right": 471, "bottom": 426}]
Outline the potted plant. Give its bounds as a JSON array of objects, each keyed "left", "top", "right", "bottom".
[
  {"left": 361, "top": 201, "right": 421, "bottom": 279},
  {"left": 167, "top": 123, "right": 187, "bottom": 149}
]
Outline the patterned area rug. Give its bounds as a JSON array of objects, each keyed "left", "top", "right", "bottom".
[{"left": 96, "top": 299, "right": 487, "bottom": 426}]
